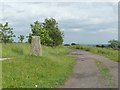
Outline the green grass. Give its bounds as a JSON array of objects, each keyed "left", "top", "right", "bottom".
[
  {"left": 0, "top": 43, "right": 2, "bottom": 88},
  {"left": 95, "top": 60, "right": 114, "bottom": 87},
  {"left": 0, "top": 61, "right": 1, "bottom": 89},
  {"left": 2, "top": 43, "right": 76, "bottom": 88},
  {"left": 70, "top": 45, "right": 119, "bottom": 62}
]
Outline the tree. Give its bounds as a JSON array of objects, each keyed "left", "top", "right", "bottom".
[
  {"left": 28, "top": 18, "right": 63, "bottom": 47},
  {"left": 28, "top": 21, "right": 52, "bottom": 46},
  {"left": 108, "top": 39, "right": 119, "bottom": 49},
  {"left": 26, "top": 33, "right": 32, "bottom": 43},
  {"left": 43, "top": 18, "right": 63, "bottom": 46},
  {"left": 0, "top": 22, "right": 15, "bottom": 43},
  {"left": 71, "top": 43, "right": 76, "bottom": 45},
  {"left": 18, "top": 35, "right": 24, "bottom": 43}
]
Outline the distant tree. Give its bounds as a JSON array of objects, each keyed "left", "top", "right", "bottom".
[
  {"left": 108, "top": 39, "right": 119, "bottom": 49},
  {"left": 0, "top": 22, "right": 15, "bottom": 43},
  {"left": 64, "top": 44, "right": 70, "bottom": 46},
  {"left": 26, "top": 33, "right": 32, "bottom": 43},
  {"left": 96, "top": 45, "right": 105, "bottom": 48},
  {"left": 96, "top": 45, "right": 101, "bottom": 47},
  {"left": 71, "top": 43, "right": 76, "bottom": 45},
  {"left": 101, "top": 45, "right": 105, "bottom": 48},
  {"left": 18, "top": 35, "right": 24, "bottom": 43}
]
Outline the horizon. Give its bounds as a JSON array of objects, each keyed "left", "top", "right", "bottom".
[{"left": 0, "top": 1, "right": 118, "bottom": 44}]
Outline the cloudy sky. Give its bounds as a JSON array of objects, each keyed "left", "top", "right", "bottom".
[{"left": 0, "top": 0, "right": 118, "bottom": 44}]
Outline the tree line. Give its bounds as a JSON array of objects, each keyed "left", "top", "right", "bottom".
[
  {"left": 0, "top": 18, "right": 63, "bottom": 47},
  {"left": 65, "top": 40, "right": 120, "bottom": 50},
  {"left": 0, "top": 17, "right": 119, "bottom": 49}
]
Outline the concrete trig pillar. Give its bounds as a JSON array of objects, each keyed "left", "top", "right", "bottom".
[{"left": 31, "top": 36, "right": 42, "bottom": 56}]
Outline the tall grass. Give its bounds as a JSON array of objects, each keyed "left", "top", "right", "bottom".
[
  {"left": 2, "top": 43, "right": 30, "bottom": 58},
  {"left": 2, "top": 43, "right": 76, "bottom": 88},
  {"left": 70, "top": 45, "right": 119, "bottom": 62}
]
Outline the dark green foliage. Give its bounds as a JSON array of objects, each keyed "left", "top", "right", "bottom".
[
  {"left": 28, "top": 21, "right": 52, "bottom": 46},
  {"left": 26, "top": 33, "right": 32, "bottom": 43},
  {"left": 0, "top": 22, "right": 15, "bottom": 43},
  {"left": 18, "top": 35, "right": 24, "bottom": 43},
  {"left": 108, "top": 40, "right": 119, "bottom": 49},
  {"left": 44, "top": 18, "right": 63, "bottom": 46},
  {"left": 28, "top": 18, "right": 63, "bottom": 47},
  {"left": 71, "top": 43, "right": 76, "bottom": 45},
  {"left": 64, "top": 44, "right": 70, "bottom": 46}
]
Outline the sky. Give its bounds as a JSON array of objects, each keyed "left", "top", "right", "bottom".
[{"left": 0, "top": 0, "right": 118, "bottom": 44}]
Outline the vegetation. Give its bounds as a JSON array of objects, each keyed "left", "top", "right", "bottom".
[
  {"left": 95, "top": 60, "right": 113, "bottom": 87},
  {"left": 108, "top": 39, "right": 119, "bottom": 49},
  {"left": 2, "top": 43, "right": 75, "bottom": 88},
  {"left": 18, "top": 35, "right": 24, "bottom": 43},
  {"left": 28, "top": 18, "right": 63, "bottom": 47},
  {"left": 28, "top": 21, "right": 52, "bottom": 45},
  {"left": 0, "top": 19, "right": 118, "bottom": 88},
  {"left": 70, "top": 45, "right": 119, "bottom": 62},
  {"left": 0, "top": 45, "right": 1, "bottom": 88},
  {"left": 43, "top": 18, "right": 63, "bottom": 46},
  {"left": 0, "top": 22, "right": 15, "bottom": 43}
]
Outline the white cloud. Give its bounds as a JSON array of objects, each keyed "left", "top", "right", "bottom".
[
  {"left": 1, "top": 0, "right": 118, "bottom": 2},
  {"left": 0, "top": 2, "right": 118, "bottom": 44},
  {"left": 71, "top": 28, "right": 84, "bottom": 32},
  {"left": 97, "top": 28, "right": 118, "bottom": 34},
  {"left": 3, "top": 2, "right": 117, "bottom": 19}
]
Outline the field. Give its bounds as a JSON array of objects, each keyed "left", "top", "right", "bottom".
[
  {"left": 69, "top": 45, "right": 119, "bottom": 62},
  {"left": 2, "top": 43, "right": 76, "bottom": 88},
  {"left": 1, "top": 43, "right": 119, "bottom": 88}
]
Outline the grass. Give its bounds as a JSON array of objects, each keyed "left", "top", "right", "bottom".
[
  {"left": 70, "top": 45, "right": 119, "bottom": 62},
  {"left": 95, "top": 60, "right": 114, "bottom": 87},
  {"left": 0, "top": 43, "right": 2, "bottom": 88},
  {"left": 0, "top": 61, "right": 1, "bottom": 89},
  {"left": 2, "top": 43, "right": 76, "bottom": 88}
]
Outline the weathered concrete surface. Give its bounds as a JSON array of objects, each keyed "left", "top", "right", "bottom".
[
  {"left": 31, "top": 36, "right": 42, "bottom": 56},
  {"left": 62, "top": 50, "right": 118, "bottom": 88}
]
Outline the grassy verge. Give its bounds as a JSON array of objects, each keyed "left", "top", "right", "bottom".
[
  {"left": 0, "top": 60, "right": 1, "bottom": 89},
  {"left": 2, "top": 43, "right": 76, "bottom": 88},
  {"left": 95, "top": 60, "right": 114, "bottom": 87},
  {"left": 0, "top": 43, "right": 2, "bottom": 88},
  {"left": 70, "top": 45, "right": 119, "bottom": 62}
]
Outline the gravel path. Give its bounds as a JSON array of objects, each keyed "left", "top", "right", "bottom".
[
  {"left": 0, "top": 58, "right": 11, "bottom": 61},
  {"left": 62, "top": 49, "right": 118, "bottom": 88}
]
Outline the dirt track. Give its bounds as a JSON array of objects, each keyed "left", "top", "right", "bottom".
[{"left": 62, "top": 50, "right": 118, "bottom": 88}]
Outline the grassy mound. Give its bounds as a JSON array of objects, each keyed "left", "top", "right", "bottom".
[{"left": 2, "top": 43, "right": 75, "bottom": 88}]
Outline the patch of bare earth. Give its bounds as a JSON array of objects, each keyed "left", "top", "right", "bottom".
[{"left": 0, "top": 58, "right": 11, "bottom": 61}]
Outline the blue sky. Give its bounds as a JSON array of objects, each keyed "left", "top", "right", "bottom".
[{"left": 0, "top": 0, "right": 118, "bottom": 44}]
